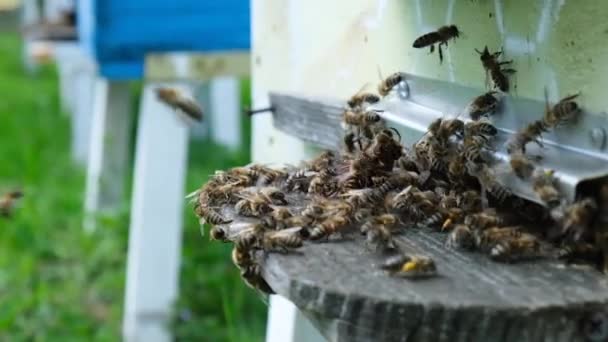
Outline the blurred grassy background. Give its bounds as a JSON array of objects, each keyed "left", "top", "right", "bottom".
[{"left": 0, "top": 33, "right": 266, "bottom": 341}]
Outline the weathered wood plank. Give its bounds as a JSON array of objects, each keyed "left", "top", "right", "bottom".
[{"left": 218, "top": 196, "right": 608, "bottom": 342}]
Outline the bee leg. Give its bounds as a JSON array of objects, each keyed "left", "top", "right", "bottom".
[
  {"left": 485, "top": 71, "right": 490, "bottom": 90},
  {"left": 561, "top": 93, "right": 581, "bottom": 102},
  {"left": 429, "top": 45, "right": 435, "bottom": 54},
  {"left": 438, "top": 44, "right": 444, "bottom": 64},
  {"left": 356, "top": 127, "right": 364, "bottom": 150},
  {"left": 502, "top": 68, "right": 517, "bottom": 74}
]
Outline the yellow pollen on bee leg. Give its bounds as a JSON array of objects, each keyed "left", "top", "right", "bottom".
[{"left": 401, "top": 261, "right": 417, "bottom": 272}]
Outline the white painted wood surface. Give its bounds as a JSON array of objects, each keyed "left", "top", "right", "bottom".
[
  {"left": 210, "top": 77, "right": 241, "bottom": 149},
  {"left": 265, "top": 295, "right": 325, "bottom": 342},
  {"left": 123, "top": 83, "right": 189, "bottom": 342},
  {"left": 84, "top": 79, "right": 132, "bottom": 232},
  {"left": 70, "top": 60, "right": 97, "bottom": 165},
  {"left": 52, "top": 42, "right": 91, "bottom": 116}
]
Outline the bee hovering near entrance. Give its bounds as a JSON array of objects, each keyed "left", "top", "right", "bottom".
[{"left": 413, "top": 25, "right": 461, "bottom": 64}]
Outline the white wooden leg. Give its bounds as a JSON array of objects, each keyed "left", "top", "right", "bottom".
[
  {"left": 123, "top": 83, "right": 189, "bottom": 342},
  {"left": 210, "top": 77, "right": 241, "bottom": 149},
  {"left": 265, "top": 295, "right": 325, "bottom": 342},
  {"left": 71, "top": 65, "right": 96, "bottom": 164},
  {"left": 53, "top": 43, "right": 83, "bottom": 116},
  {"left": 84, "top": 79, "right": 132, "bottom": 232}
]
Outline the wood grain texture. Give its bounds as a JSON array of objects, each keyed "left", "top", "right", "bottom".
[{"left": 218, "top": 194, "right": 608, "bottom": 342}]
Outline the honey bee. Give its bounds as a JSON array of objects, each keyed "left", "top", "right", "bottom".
[
  {"left": 509, "top": 152, "right": 536, "bottom": 179},
  {"left": 464, "top": 209, "right": 504, "bottom": 230},
  {"left": 506, "top": 119, "right": 547, "bottom": 154},
  {"left": 308, "top": 170, "right": 338, "bottom": 196},
  {"left": 464, "top": 119, "right": 497, "bottom": 141},
  {"left": 342, "top": 109, "right": 382, "bottom": 127},
  {"left": 475, "top": 226, "right": 523, "bottom": 252},
  {"left": 466, "top": 162, "right": 511, "bottom": 203},
  {"left": 240, "top": 265, "right": 274, "bottom": 295},
  {"left": 301, "top": 202, "right": 325, "bottom": 221},
  {"left": 488, "top": 233, "right": 541, "bottom": 262},
  {"left": 260, "top": 187, "right": 288, "bottom": 205},
  {"left": 559, "top": 198, "right": 597, "bottom": 241},
  {"left": 261, "top": 207, "right": 294, "bottom": 230},
  {"left": 234, "top": 197, "right": 272, "bottom": 217},
  {"left": 446, "top": 224, "right": 476, "bottom": 250},
  {"left": 378, "top": 72, "right": 406, "bottom": 97},
  {"left": 307, "top": 151, "right": 337, "bottom": 172},
  {"left": 360, "top": 214, "right": 398, "bottom": 251},
  {"left": 347, "top": 91, "right": 380, "bottom": 110},
  {"left": 413, "top": 25, "right": 461, "bottom": 63},
  {"left": 475, "top": 46, "right": 516, "bottom": 92},
  {"left": 468, "top": 91, "right": 500, "bottom": 121},
  {"left": 381, "top": 254, "right": 438, "bottom": 278},
  {"left": 439, "top": 208, "right": 465, "bottom": 231},
  {"left": 0, "top": 190, "right": 23, "bottom": 218},
  {"left": 231, "top": 244, "right": 254, "bottom": 269},
  {"left": 196, "top": 206, "right": 233, "bottom": 226},
  {"left": 558, "top": 242, "right": 602, "bottom": 266},
  {"left": 543, "top": 92, "right": 581, "bottom": 128},
  {"left": 262, "top": 231, "right": 303, "bottom": 253},
  {"left": 309, "top": 215, "right": 350, "bottom": 240},
  {"left": 429, "top": 118, "right": 465, "bottom": 142},
  {"left": 343, "top": 132, "right": 360, "bottom": 154},
  {"left": 155, "top": 87, "right": 203, "bottom": 122},
  {"left": 368, "top": 129, "right": 404, "bottom": 170},
  {"left": 210, "top": 226, "right": 229, "bottom": 242},
  {"left": 397, "top": 154, "right": 419, "bottom": 173},
  {"left": 531, "top": 168, "right": 561, "bottom": 207},
  {"left": 458, "top": 190, "right": 483, "bottom": 213}
]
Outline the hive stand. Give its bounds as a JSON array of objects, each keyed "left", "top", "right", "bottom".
[{"left": 122, "top": 52, "right": 249, "bottom": 341}]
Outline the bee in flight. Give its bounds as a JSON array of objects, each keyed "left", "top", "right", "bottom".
[
  {"left": 413, "top": 25, "right": 461, "bottom": 63},
  {"left": 155, "top": 87, "right": 204, "bottom": 123},
  {"left": 0, "top": 190, "right": 23, "bottom": 218}
]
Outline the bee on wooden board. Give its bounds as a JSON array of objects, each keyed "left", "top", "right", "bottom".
[
  {"left": 464, "top": 209, "right": 505, "bottom": 230},
  {"left": 509, "top": 152, "right": 537, "bottom": 180},
  {"left": 378, "top": 72, "right": 407, "bottom": 97},
  {"left": 467, "top": 91, "right": 500, "bottom": 121},
  {"left": 240, "top": 265, "right": 274, "bottom": 295},
  {"left": 381, "top": 254, "right": 438, "bottom": 278},
  {"left": 475, "top": 46, "right": 516, "bottom": 92},
  {"left": 531, "top": 168, "right": 561, "bottom": 207},
  {"left": 559, "top": 198, "right": 597, "bottom": 241},
  {"left": 489, "top": 233, "right": 541, "bottom": 262},
  {"left": 446, "top": 224, "right": 476, "bottom": 250},
  {"left": 261, "top": 230, "right": 303, "bottom": 253},
  {"left": 309, "top": 214, "right": 350, "bottom": 240},
  {"left": 360, "top": 214, "right": 398, "bottom": 252},
  {"left": 543, "top": 91, "right": 582, "bottom": 128},
  {"left": 558, "top": 242, "right": 602, "bottom": 266},
  {"left": 0, "top": 190, "right": 23, "bottom": 218},
  {"left": 506, "top": 119, "right": 547, "bottom": 154},
  {"left": 155, "top": 87, "right": 204, "bottom": 123},
  {"left": 412, "top": 25, "right": 461, "bottom": 64},
  {"left": 347, "top": 88, "right": 381, "bottom": 110},
  {"left": 196, "top": 206, "right": 232, "bottom": 226}
]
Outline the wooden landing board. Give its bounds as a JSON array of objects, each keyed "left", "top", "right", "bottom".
[{"left": 217, "top": 195, "right": 608, "bottom": 342}]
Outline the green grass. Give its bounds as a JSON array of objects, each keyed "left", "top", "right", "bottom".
[{"left": 0, "top": 34, "right": 266, "bottom": 341}]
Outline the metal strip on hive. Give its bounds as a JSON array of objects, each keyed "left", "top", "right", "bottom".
[{"left": 269, "top": 73, "right": 608, "bottom": 204}]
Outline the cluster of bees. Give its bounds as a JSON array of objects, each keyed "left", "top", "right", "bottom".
[{"left": 190, "top": 24, "right": 608, "bottom": 294}]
